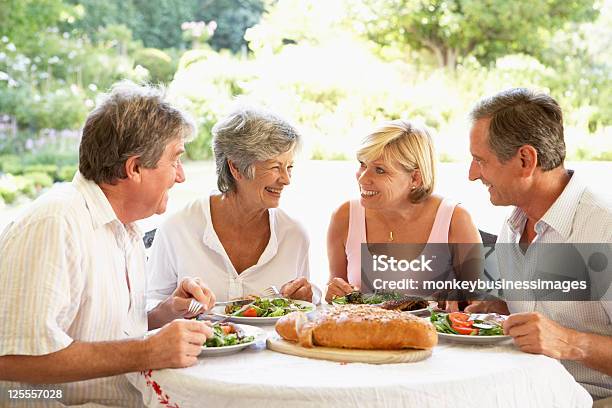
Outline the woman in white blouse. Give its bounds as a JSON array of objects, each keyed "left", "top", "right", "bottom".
[{"left": 146, "top": 106, "right": 317, "bottom": 306}]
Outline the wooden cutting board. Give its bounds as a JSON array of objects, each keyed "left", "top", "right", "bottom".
[{"left": 266, "top": 336, "right": 432, "bottom": 364}]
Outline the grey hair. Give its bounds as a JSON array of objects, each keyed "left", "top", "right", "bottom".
[
  {"left": 470, "top": 88, "right": 565, "bottom": 171},
  {"left": 212, "top": 106, "right": 300, "bottom": 193},
  {"left": 79, "top": 80, "right": 196, "bottom": 184}
]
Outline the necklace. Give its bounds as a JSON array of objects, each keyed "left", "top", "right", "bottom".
[
  {"left": 374, "top": 212, "right": 395, "bottom": 242},
  {"left": 373, "top": 193, "right": 422, "bottom": 242}
]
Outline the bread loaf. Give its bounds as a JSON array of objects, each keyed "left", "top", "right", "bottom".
[{"left": 275, "top": 304, "right": 437, "bottom": 350}]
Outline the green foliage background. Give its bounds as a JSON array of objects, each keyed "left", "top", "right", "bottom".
[{"left": 0, "top": 0, "right": 610, "bottom": 173}]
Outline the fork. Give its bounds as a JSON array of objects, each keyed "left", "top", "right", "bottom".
[
  {"left": 190, "top": 297, "right": 250, "bottom": 315},
  {"left": 187, "top": 299, "right": 204, "bottom": 316},
  {"left": 261, "top": 285, "right": 282, "bottom": 298}
]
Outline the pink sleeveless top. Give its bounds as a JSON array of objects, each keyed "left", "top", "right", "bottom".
[{"left": 345, "top": 197, "right": 458, "bottom": 289}]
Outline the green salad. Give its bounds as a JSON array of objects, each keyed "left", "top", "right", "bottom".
[
  {"left": 430, "top": 309, "right": 506, "bottom": 336},
  {"left": 204, "top": 323, "right": 255, "bottom": 347},
  {"left": 331, "top": 291, "right": 404, "bottom": 305},
  {"left": 224, "top": 297, "right": 313, "bottom": 318}
]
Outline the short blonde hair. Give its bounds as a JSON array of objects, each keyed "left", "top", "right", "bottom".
[{"left": 357, "top": 119, "right": 436, "bottom": 203}]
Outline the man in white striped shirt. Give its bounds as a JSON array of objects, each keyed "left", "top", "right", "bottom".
[
  {"left": 0, "top": 81, "right": 216, "bottom": 406},
  {"left": 466, "top": 88, "right": 612, "bottom": 403}
]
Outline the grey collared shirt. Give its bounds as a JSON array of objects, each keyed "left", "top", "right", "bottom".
[{"left": 497, "top": 170, "right": 612, "bottom": 399}]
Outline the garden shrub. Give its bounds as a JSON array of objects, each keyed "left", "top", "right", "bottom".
[
  {"left": 23, "top": 172, "right": 54, "bottom": 189},
  {"left": 133, "top": 48, "right": 177, "bottom": 83},
  {"left": 57, "top": 165, "right": 78, "bottom": 182},
  {"left": 0, "top": 189, "right": 17, "bottom": 205},
  {"left": 0, "top": 174, "right": 20, "bottom": 204},
  {"left": 23, "top": 164, "right": 59, "bottom": 180},
  {"left": 0, "top": 155, "right": 22, "bottom": 174}
]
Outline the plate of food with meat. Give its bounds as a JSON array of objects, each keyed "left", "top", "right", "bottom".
[{"left": 331, "top": 291, "right": 430, "bottom": 314}]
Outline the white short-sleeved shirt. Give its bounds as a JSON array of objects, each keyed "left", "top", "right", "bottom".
[
  {"left": 496, "top": 170, "right": 612, "bottom": 399},
  {"left": 146, "top": 193, "right": 313, "bottom": 307},
  {"left": 0, "top": 172, "right": 147, "bottom": 407}
]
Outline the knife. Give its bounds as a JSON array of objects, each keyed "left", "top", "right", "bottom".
[{"left": 212, "top": 300, "right": 257, "bottom": 326}]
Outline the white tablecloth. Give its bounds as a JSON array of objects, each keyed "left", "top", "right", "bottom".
[{"left": 128, "top": 325, "right": 592, "bottom": 408}]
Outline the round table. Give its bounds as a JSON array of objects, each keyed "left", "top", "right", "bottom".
[{"left": 128, "top": 322, "right": 592, "bottom": 408}]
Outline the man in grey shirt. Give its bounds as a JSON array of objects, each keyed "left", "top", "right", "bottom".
[{"left": 466, "top": 88, "right": 611, "bottom": 402}]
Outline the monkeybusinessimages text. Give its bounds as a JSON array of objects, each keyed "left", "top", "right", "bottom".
[{"left": 370, "top": 254, "right": 588, "bottom": 294}]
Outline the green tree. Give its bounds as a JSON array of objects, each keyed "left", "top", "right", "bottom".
[
  {"left": 354, "top": 0, "right": 599, "bottom": 68},
  {"left": 0, "top": 0, "right": 65, "bottom": 48},
  {"left": 133, "top": 48, "right": 177, "bottom": 83},
  {"left": 64, "top": 0, "right": 265, "bottom": 52},
  {"left": 195, "top": 0, "right": 265, "bottom": 53},
  {"left": 540, "top": 2, "right": 612, "bottom": 130},
  {"left": 245, "top": 0, "right": 356, "bottom": 54},
  {"left": 61, "top": 0, "right": 133, "bottom": 41},
  {"left": 129, "top": 0, "right": 199, "bottom": 49},
  {"left": 63, "top": 0, "right": 199, "bottom": 49}
]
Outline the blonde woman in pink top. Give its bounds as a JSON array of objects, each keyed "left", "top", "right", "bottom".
[{"left": 326, "top": 119, "right": 482, "bottom": 305}]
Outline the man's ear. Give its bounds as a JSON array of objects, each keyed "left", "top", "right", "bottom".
[
  {"left": 517, "top": 145, "right": 538, "bottom": 175},
  {"left": 227, "top": 159, "right": 242, "bottom": 181},
  {"left": 125, "top": 156, "right": 142, "bottom": 182}
]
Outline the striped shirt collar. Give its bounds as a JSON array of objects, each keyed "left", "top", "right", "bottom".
[
  {"left": 507, "top": 170, "right": 584, "bottom": 240},
  {"left": 72, "top": 171, "right": 143, "bottom": 240}
]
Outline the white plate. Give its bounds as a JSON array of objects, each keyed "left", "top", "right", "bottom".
[
  {"left": 405, "top": 307, "right": 429, "bottom": 315},
  {"left": 211, "top": 300, "right": 316, "bottom": 325},
  {"left": 437, "top": 332, "right": 512, "bottom": 345},
  {"left": 200, "top": 324, "right": 266, "bottom": 356}
]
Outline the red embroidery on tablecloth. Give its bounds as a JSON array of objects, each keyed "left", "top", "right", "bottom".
[{"left": 141, "top": 370, "right": 180, "bottom": 408}]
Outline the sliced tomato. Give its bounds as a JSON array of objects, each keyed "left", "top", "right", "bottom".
[
  {"left": 449, "top": 312, "right": 472, "bottom": 328},
  {"left": 241, "top": 307, "right": 258, "bottom": 318},
  {"left": 220, "top": 324, "right": 233, "bottom": 335},
  {"left": 452, "top": 325, "right": 479, "bottom": 335}
]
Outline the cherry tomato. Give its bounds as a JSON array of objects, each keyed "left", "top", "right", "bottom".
[
  {"left": 241, "top": 307, "right": 258, "bottom": 318},
  {"left": 449, "top": 312, "right": 472, "bottom": 328}
]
